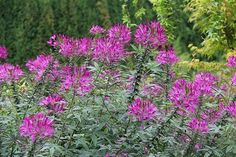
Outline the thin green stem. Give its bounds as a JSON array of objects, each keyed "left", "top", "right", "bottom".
[
  {"left": 28, "top": 140, "right": 37, "bottom": 157},
  {"left": 12, "top": 82, "right": 20, "bottom": 105},
  {"left": 102, "top": 74, "right": 119, "bottom": 122}
]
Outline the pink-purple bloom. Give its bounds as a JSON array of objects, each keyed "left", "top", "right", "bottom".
[
  {"left": 194, "top": 143, "right": 202, "bottom": 151},
  {"left": 26, "top": 54, "right": 59, "bottom": 81},
  {"left": 226, "top": 55, "right": 236, "bottom": 67},
  {"left": 60, "top": 65, "right": 93, "bottom": 96},
  {"left": 0, "top": 46, "right": 8, "bottom": 59},
  {"left": 48, "top": 35, "right": 86, "bottom": 57},
  {"left": 155, "top": 47, "right": 178, "bottom": 65},
  {"left": 47, "top": 35, "right": 59, "bottom": 47},
  {"left": 39, "top": 94, "right": 67, "bottom": 113},
  {"left": 0, "top": 63, "right": 24, "bottom": 84},
  {"left": 108, "top": 24, "right": 131, "bottom": 44},
  {"left": 134, "top": 21, "right": 167, "bottom": 48},
  {"left": 193, "top": 72, "right": 217, "bottom": 95},
  {"left": 104, "top": 153, "right": 110, "bottom": 157},
  {"left": 220, "top": 84, "right": 228, "bottom": 91},
  {"left": 200, "top": 108, "right": 222, "bottom": 124},
  {"left": 92, "top": 38, "right": 126, "bottom": 63},
  {"left": 75, "top": 38, "right": 92, "bottom": 56},
  {"left": 188, "top": 118, "right": 209, "bottom": 134},
  {"left": 226, "top": 101, "right": 236, "bottom": 117},
  {"left": 58, "top": 35, "right": 76, "bottom": 57},
  {"left": 169, "top": 79, "right": 200, "bottom": 115},
  {"left": 89, "top": 25, "right": 105, "bottom": 35},
  {"left": 20, "top": 112, "right": 54, "bottom": 141},
  {"left": 128, "top": 97, "right": 157, "bottom": 121}
]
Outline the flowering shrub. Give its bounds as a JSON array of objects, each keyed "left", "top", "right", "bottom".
[{"left": 0, "top": 21, "right": 236, "bottom": 157}]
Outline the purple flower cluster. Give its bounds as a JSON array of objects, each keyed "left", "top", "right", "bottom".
[
  {"left": 89, "top": 25, "right": 105, "bottom": 35},
  {"left": 60, "top": 65, "right": 93, "bottom": 96},
  {"left": 155, "top": 47, "right": 178, "bottom": 65},
  {"left": 26, "top": 54, "right": 59, "bottom": 81},
  {"left": 48, "top": 35, "right": 92, "bottom": 57},
  {"left": 20, "top": 112, "right": 54, "bottom": 141},
  {"left": 92, "top": 37, "right": 126, "bottom": 63},
  {"left": 188, "top": 118, "right": 209, "bottom": 134},
  {"left": 0, "top": 63, "right": 24, "bottom": 84},
  {"left": 226, "top": 55, "right": 236, "bottom": 67},
  {"left": 108, "top": 24, "right": 131, "bottom": 44},
  {"left": 134, "top": 21, "right": 166, "bottom": 48},
  {"left": 48, "top": 24, "right": 131, "bottom": 64},
  {"left": 193, "top": 72, "right": 217, "bottom": 95},
  {"left": 226, "top": 101, "right": 236, "bottom": 117},
  {"left": 0, "top": 46, "right": 8, "bottom": 59},
  {"left": 75, "top": 38, "right": 92, "bottom": 56},
  {"left": 169, "top": 79, "right": 200, "bottom": 114},
  {"left": 39, "top": 94, "right": 67, "bottom": 113},
  {"left": 200, "top": 108, "right": 222, "bottom": 124},
  {"left": 58, "top": 35, "right": 76, "bottom": 57},
  {"left": 169, "top": 73, "right": 217, "bottom": 114},
  {"left": 128, "top": 97, "right": 157, "bottom": 121}
]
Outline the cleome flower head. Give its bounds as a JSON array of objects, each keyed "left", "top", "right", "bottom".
[
  {"left": 155, "top": 47, "right": 178, "bottom": 65},
  {"left": 26, "top": 54, "right": 59, "bottom": 81},
  {"left": 60, "top": 65, "right": 93, "bottom": 96},
  {"left": 89, "top": 25, "right": 105, "bottom": 35},
  {"left": 226, "top": 55, "right": 236, "bottom": 68},
  {"left": 226, "top": 101, "right": 236, "bottom": 117},
  {"left": 48, "top": 34, "right": 91, "bottom": 57},
  {"left": 128, "top": 97, "right": 157, "bottom": 121},
  {"left": 0, "top": 45, "right": 8, "bottom": 59},
  {"left": 193, "top": 72, "right": 217, "bottom": 95},
  {"left": 92, "top": 37, "right": 126, "bottom": 64},
  {"left": 75, "top": 38, "right": 92, "bottom": 56},
  {"left": 169, "top": 79, "right": 200, "bottom": 115},
  {"left": 200, "top": 108, "right": 222, "bottom": 124},
  {"left": 107, "top": 24, "right": 131, "bottom": 44},
  {"left": 0, "top": 63, "right": 24, "bottom": 84},
  {"left": 134, "top": 21, "right": 167, "bottom": 48},
  {"left": 39, "top": 94, "right": 67, "bottom": 113},
  {"left": 20, "top": 112, "right": 54, "bottom": 142},
  {"left": 187, "top": 118, "right": 209, "bottom": 134}
]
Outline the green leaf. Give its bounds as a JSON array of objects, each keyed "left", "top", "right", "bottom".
[
  {"left": 76, "top": 138, "right": 89, "bottom": 150},
  {"left": 91, "top": 134, "right": 97, "bottom": 147}
]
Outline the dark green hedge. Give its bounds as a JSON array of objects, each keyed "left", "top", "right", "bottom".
[{"left": 0, "top": 0, "right": 126, "bottom": 64}]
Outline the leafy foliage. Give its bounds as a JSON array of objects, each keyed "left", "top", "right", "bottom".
[
  {"left": 186, "top": 0, "right": 236, "bottom": 59},
  {"left": 0, "top": 22, "right": 236, "bottom": 157}
]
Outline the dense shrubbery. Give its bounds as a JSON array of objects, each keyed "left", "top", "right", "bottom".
[{"left": 0, "top": 22, "right": 236, "bottom": 157}]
